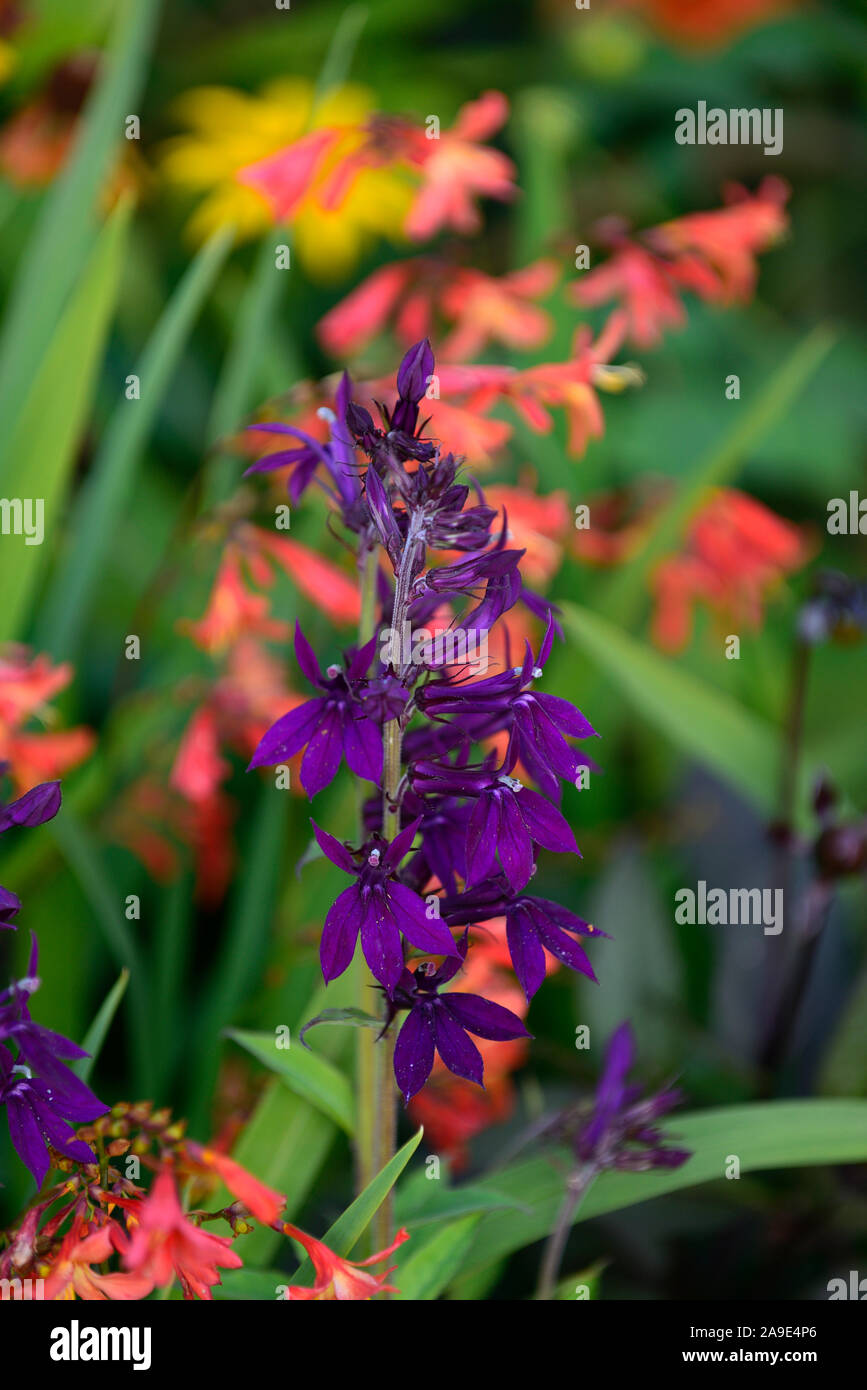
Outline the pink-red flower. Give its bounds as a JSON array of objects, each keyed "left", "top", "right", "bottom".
[
  {"left": 123, "top": 1169, "right": 242, "bottom": 1300},
  {"left": 281, "top": 1223, "right": 408, "bottom": 1299}
]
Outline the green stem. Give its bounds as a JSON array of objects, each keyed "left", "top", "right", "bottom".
[{"left": 355, "top": 545, "right": 379, "bottom": 1206}]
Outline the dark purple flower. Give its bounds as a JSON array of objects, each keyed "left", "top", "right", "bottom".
[
  {"left": 0, "top": 935, "right": 107, "bottom": 1186},
  {"left": 313, "top": 819, "right": 459, "bottom": 992},
  {"left": 248, "top": 623, "right": 382, "bottom": 796},
  {"left": 441, "top": 878, "right": 606, "bottom": 1001},
  {"left": 418, "top": 617, "right": 596, "bottom": 799},
  {"left": 244, "top": 374, "right": 362, "bottom": 515},
  {"left": 412, "top": 756, "right": 579, "bottom": 893},
  {"left": 388, "top": 940, "right": 530, "bottom": 1101},
  {"left": 0, "top": 780, "right": 62, "bottom": 928},
  {"left": 574, "top": 1022, "right": 690, "bottom": 1172}
]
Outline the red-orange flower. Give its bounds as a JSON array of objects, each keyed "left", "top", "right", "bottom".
[
  {"left": 123, "top": 1170, "right": 242, "bottom": 1300},
  {"left": 650, "top": 178, "right": 789, "bottom": 302},
  {"left": 651, "top": 487, "right": 809, "bottom": 651},
  {"left": 44, "top": 1222, "right": 153, "bottom": 1302},
  {"left": 404, "top": 91, "right": 516, "bottom": 240},
  {"left": 0, "top": 647, "right": 94, "bottom": 791},
  {"left": 281, "top": 1224, "right": 408, "bottom": 1300}
]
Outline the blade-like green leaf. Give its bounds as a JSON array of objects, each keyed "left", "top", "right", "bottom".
[
  {"left": 39, "top": 225, "right": 232, "bottom": 657},
  {"left": 455, "top": 1100, "right": 867, "bottom": 1281},
  {"left": 73, "top": 969, "right": 129, "bottom": 1083},
  {"left": 561, "top": 601, "right": 801, "bottom": 819},
  {"left": 0, "top": 0, "right": 160, "bottom": 435},
  {"left": 228, "top": 1028, "right": 355, "bottom": 1135},
  {"left": 0, "top": 199, "right": 131, "bottom": 636},
  {"left": 394, "top": 1214, "right": 482, "bottom": 1301},
  {"left": 288, "top": 1127, "right": 423, "bottom": 1287}
]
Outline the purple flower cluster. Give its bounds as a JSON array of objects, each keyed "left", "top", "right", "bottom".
[
  {"left": 0, "top": 779, "right": 107, "bottom": 1185},
  {"left": 247, "top": 342, "right": 603, "bottom": 1102}
]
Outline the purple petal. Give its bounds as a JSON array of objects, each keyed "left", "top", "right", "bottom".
[
  {"left": 386, "top": 882, "right": 458, "bottom": 958},
  {"left": 320, "top": 886, "right": 363, "bottom": 982},
  {"left": 496, "top": 793, "right": 534, "bottom": 892},
  {"left": 363, "top": 891, "right": 405, "bottom": 992},
  {"left": 247, "top": 699, "right": 323, "bottom": 769},
  {"left": 294, "top": 621, "right": 323, "bottom": 687},
  {"left": 311, "top": 822, "right": 356, "bottom": 873},
  {"left": 431, "top": 1005, "right": 484, "bottom": 1087},
  {"left": 465, "top": 795, "right": 499, "bottom": 887},
  {"left": 299, "top": 707, "right": 344, "bottom": 797},
  {"left": 383, "top": 816, "right": 424, "bottom": 873},
  {"left": 516, "top": 787, "right": 579, "bottom": 857},
  {"left": 506, "top": 913, "right": 547, "bottom": 1001},
  {"left": 0, "top": 781, "right": 62, "bottom": 832},
  {"left": 342, "top": 713, "right": 383, "bottom": 785},
  {"left": 533, "top": 691, "right": 597, "bottom": 739},
  {"left": 441, "top": 992, "right": 530, "bottom": 1042},
  {"left": 393, "top": 1005, "right": 436, "bottom": 1102}
]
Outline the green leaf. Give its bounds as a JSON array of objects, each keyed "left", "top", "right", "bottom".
[
  {"left": 38, "top": 225, "right": 233, "bottom": 657},
  {"left": 299, "top": 1007, "right": 382, "bottom": 1049},
  {"left": 394, "top": 1214, "right": 482, "bottom": 1301},
  {"left": 73, "top": 969, "right": 129, "bottom": 1083},
  {"left": 212, "top": 1268, "right": 286, "bottom": 1301},
  {"left": 820, "top": 966, "right": 867, "bottom": 1097},
  {"left": 188, "top": 785, "right": 288, "bottom": 1131},
  {"left": 228, "top": 1029, "right": 355, "bottom": 1135},
  {"left": 561, "top": 601, "right": 797, "bottom": 818},
  {"left": 0, "top": 0, "right": 160, "bottom": 437},
  {"left": 288, "top": 1128, "right": 424, "bottom": 1287},
  {"left": 455, "top": 1100, "right": 867, "bottom": 1281},
  {"left": 0, "top": 199, "right": 131, "bottom": 636},
  {"left": 395, "top": 1171, "right": 528, "bottom": 1229},
  {"left": 550, "top": 1260, "right": 608, "bottom": 1301}
]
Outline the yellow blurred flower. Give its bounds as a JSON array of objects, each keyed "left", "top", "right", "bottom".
[{"left": 159, "top": 78, "right": 412, "bottom": 280}]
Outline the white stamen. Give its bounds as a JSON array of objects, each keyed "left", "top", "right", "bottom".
[
  {"left": 532, "top": 666, "right": 543, "bottom": 679},
  {"left": 316, "top": 407, "right": 336, "bottom": 423},
  {"left": 12, "top": 1064, "right": 32, "bottom": 1080},
  {"left": 326, "top": 664, "right": 341, "bottom": 679},
  {"left": 367, "top": 848, "right": 382, "bottom": 867}
]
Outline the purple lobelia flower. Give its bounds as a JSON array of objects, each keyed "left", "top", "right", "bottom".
[
  {"left": 0, "top": 779, "right": 62, "bottom": 928},
  {"left": 0, "top": 934, "right": 107, "bottom": 1186},
  {"left": 417, "top": 615, "right": 597, "bottom": 799},
  {"left": 248, "top": 622, "right": 384, "bottom": 796},
  {"left": 412, "top": 752, "right": 579, "bottom": 893},
  {"left": 441, "top": 877, "right": 606, "bottom": 1001},
  {"left": 572, "top": 1022, "right": 691, "bottom": 1172},
  {"left": 386, "top": 938, "right": 530, "bottom": 1101},
  {"left": 312, "top": 818, "right": 458, "bottom": 992}
]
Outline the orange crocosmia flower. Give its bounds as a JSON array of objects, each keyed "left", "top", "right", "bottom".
[
  {"left": 183, "top": 1143, "right": 284, "bottom": 1227},
  {"left": 252, "top": 528, "right": 361, "bottom": 627},
  {"left": 179, "top": 546, "right": 288, "bottom": 657},
  {"left": 650, "top": 178, "right": 789, "bottom": 302},
  {"left": 237, "top": 126, "right": 348, "bottom": 221},
  {"left": 44, "top": 1224, "right": 153, "bottom": 1302},
  {"left": 422, "top": 398, "right": 512, "bottom": 470},
  {"left": 404, "top": 91, "right": 516, "bottom": 240},
  {"left": 507, "top": 312, "right": 638, "bottom": 457},
  {"left": 123, "top": 1170, "right": 242, "bottom": 1301},
  {"left": 439, "top": 260, "right": 558, "bottom": 361},
  {"left": 485, "top": 483, "right": 571, "bottom": 586},
  {"left": 318, "top": 257, "right": 557, "bottom": 363},
  {"left": 318, "top": 260, "right": 418, "bottom": 357},
  {"left": 628, "top": 0, "right": 787, "bottom": 48},
  {"left": 572, "top": 241, "right": 693, "bottom": 349},
  {"left": 281, "top": 1224, "right": 409, "bottom": 1300},
  {"left": 170, "top": 705, "right": 231, "bottom": 805},
  {"left": 0, "top": 647, "right": 94, "bottom": 791},
  {"left": 651, "top": 487, "right": 809, "bottom": 652}
]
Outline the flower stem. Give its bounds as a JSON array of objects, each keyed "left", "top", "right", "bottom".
[
  {"left": 355, "top": 544, "right": 380, "bottom": 1209},
  {"left": 536, "top": 1166, "right": 595, "bottom": 1300}
]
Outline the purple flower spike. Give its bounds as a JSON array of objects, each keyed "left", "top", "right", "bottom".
[
  {"left": 389, "top": 942, "right": 530, "bottom": 1102},
  {"left": 313, "top": 820, "right": 459, "bottom": 992}
]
